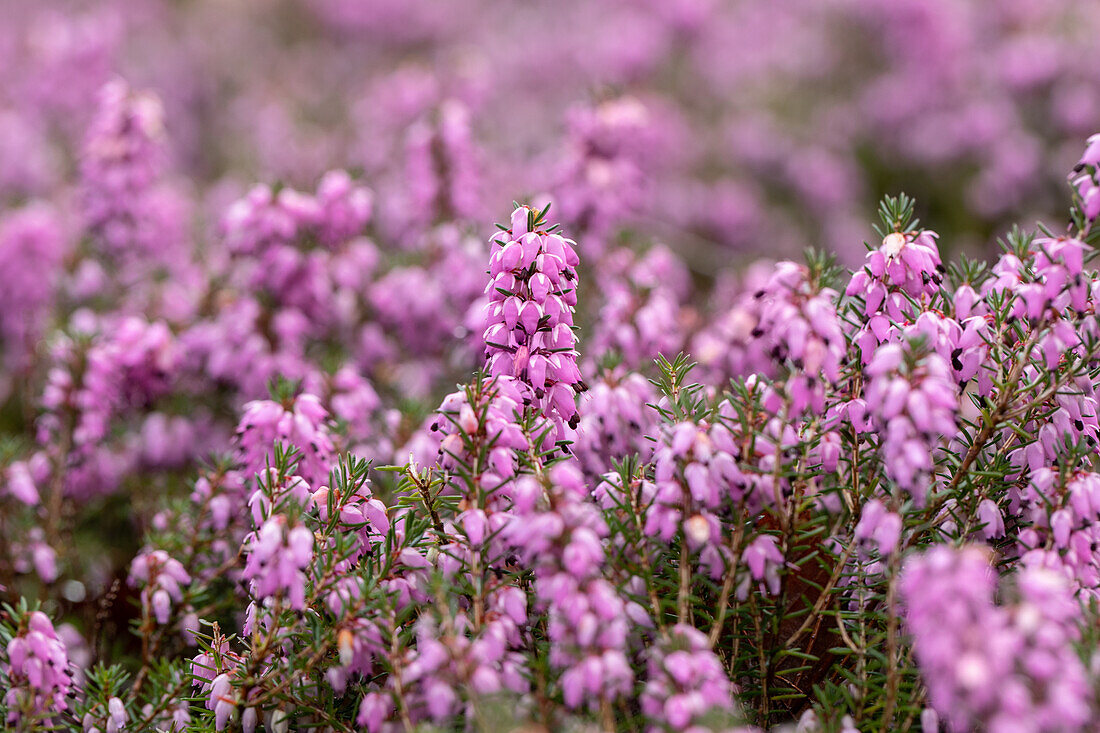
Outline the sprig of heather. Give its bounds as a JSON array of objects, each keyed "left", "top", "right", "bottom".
[
  {"left": 2, "top": 607, "right": 74, "bottom": 731},
  {"left": 504, "top": 461, "right": 642, "bottom": 713},
  {"left": 483, "top": 203, "right": 585, "bottom": 438},
  {"left": 900, "top": 545, "right": 1092, "bottom": 732},
  {"left": 640, "top": 625, "right": 747, "bottom": 733},
  {"left": 80, "top": 78, "right": 180, "bottom": 264}
]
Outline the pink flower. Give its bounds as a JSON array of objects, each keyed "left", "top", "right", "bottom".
[
  {"left": 129, "top": 549, "right": 191, "bottom": 625},
  {"left": 742, "top": 535, "right": 783, "bottom": 596},
  {"left": 242, "top": 516, "right": 314, "bottom": 610},
  {"left": 483, "top": 204, "right": 585, "bottom": 435},
  {"left": 4, "top": 611, "right": 73, "bottom": 726}
]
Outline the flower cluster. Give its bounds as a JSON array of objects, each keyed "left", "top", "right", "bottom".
[
  {"left": 4, "top": 611, "right": 74, "bottom": 729},
  {"left": 403, "top": 100, "right": 480, "bottom": 228},
  {"left": 640, "top": 625, "right": 741, "bottom": 732},
  {"left": 0, "top": 205, "right": 66, "bottom": 371},
  {"left": 574, "top": 367, "right": 659, "bottom": 480},
  {"left": 242, "top": 515, "right": 314, "bottom": 611},
  {"left": 900, "top": 545, "right": 1091, "bottom": 732},
  {"left": 1072, "top": 135, "right": 1100, "bottom": 235},
  {"left": 861, "top": 338, "right": 958, "bottom": 504},
  {"left": 80, "top": 78, "right": 180, "bottom": 264},
  {"left": 235, "top": 392, "right": 337, "bottom": 486},
  {"left": 129, "top": 549, "right": 191, "bottom": 625},
  {"left": 36, "top": 315, "right": 180, "bottom": 502},
  {"left": 1012, "top": 470, "right": 1100, "bottom": 597},
  {"left": 691, "top": 260, "right": 845, "bottom": 412},
  {"left": 505, "top": 462, "right": 639, "bottom": 710},
  {"left": 483, "top": 205, "right": 585, "bottom": 435}
]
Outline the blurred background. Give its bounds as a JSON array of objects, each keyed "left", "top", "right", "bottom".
[{"left": 3, "top": 0, "right": 1098, "bottom": 267}]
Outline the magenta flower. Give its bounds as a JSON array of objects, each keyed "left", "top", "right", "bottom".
[
  {"left": 504, "top": 461, "right": 640, "bottom": 709},
  {"left": 900, "top": 545, "right": 1092, "bottom": 732},
  {"left": 740, "top": 535, "right": 784, "bottom": 598},
  {"left": 242, "top": 516, "right": 314, "bottom": 610},
  {"left": 862, "top": 338, "right": 958, "bottom": 504},
  {"left": 0, "top": 204, "right": 66, "bottom": 370},
  {"left": 4, "top": 611, "right": 74, "bottom": 727},
  {"left": 847, "top": 230, "right": 943, "bottom": 304},
  {"left": 235, "top": 392, "right": 337, "bottom": 487},
  {"left": 574, "top": 367, "right": 659, "bottom": 480},
  {"left": 129, "top": 549, "right": 191, "bottom": 625},
  {"left": 315, "top": 169, "right": 373, "bottom": 248},
  {"left": 641, "top": 625, "right": 738, "bottom": 732},
  {"left": 80, "top": 78, "right": 185, "bottom": 264},
  {"left": 483, "top": 204, "right": 585, "bottom": 435},
  {"left": 854, "top": 500, "right": 903, "bottom": 557}
]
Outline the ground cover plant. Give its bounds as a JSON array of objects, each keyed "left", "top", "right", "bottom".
[{"left": 6, "top": 2, "right": 1100, "bottom": 732}]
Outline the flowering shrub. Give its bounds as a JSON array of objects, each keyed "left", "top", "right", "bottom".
[
  {"left": 7, "top": 4, "right": 1100, "bottom": 731},
  {"left": 6, "top": 133, "right": 1100, "bottom": 729}
]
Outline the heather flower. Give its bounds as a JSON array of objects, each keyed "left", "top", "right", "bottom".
[
  {"left": 242, "top": 515, "right": 314, "bottom": 610},
  {"left": 129, "top": 549, "right": 191, "bottom": 625},
  {"left": 1004, "top": 370, "right": 1100, "bottom": 475},
  {"left": 36, "top": 316, "right": 179, "bottom": 501},
  {"left": 749, "top": 261, "right": 845, "bottom": 414},
  {"left": 976, "top": 499, "right": 1005, "bottom": 540},
  {"left": 900, "top": 545, "right": 1092, "bottom": 731},
  {"left": 853, "top": 500, "right": 903, "bottom": 557},
  {"left": 554, "top": 97, "right": 660, "bottom": 251},
  {"left": 421, "top": 375, "right": 530, "bottom": 508},
  {"left": 648, "top": 400, "right": 796, "bottom": 573},
  {"left": 12, "top": 528, "right": 58, "bottom": 584},
  {"left": 574, "top": 367, "right": 659, "bottom": 480},
  {"left": 328, "top": 619, "right": 385, "bottom": 690},
  {"left": 235, "top": 392, "right": 337, "bottom": 487},
  {"left": 404, "top": 99, "right": 480, "bottom": 227},
  {"left": 648, "top": 418, "right": 743, "bottom": 563},
  {"left": 739, "top": 535, "right": 784, "bottom": 598},
  {"left": 369, "top": 267, "right": 460, "bottom": 356},
  {"left": 137, "top": 411, "right": 208, "bottom": 470},
  {"left": 4, "top": 611, "right": 74, "bottom": 728},
  {"left": 691, "top": 262, "right": 778, "bottom": 382},
  {"left": 905, "top": 310, "right": 991, "bottom": 393},
  {"left": 206, "top": 673, "right": 237, "bottom": 731},
  {"left": 310, "top": 472, "right": 389, "bottom": 573},
  {"left": 10, "top": 33, "right": 1100, "bottom": 730},
  {"left": 845, "top": 229, "right": 946, "bottom": 362},
  {"left": 191, "top": 640, "right": 260, "bottom": 730},
  {"left": 302, "top": 365, "right": 382, "bottom": 445},
  {"left": 587, "top": 245, "right": 690, "bottom": 370},
  {"left": 104, "top": 697, "right": 127, "bottom": 733},
  {"left": 315, "top": 169, "right": 373, "bottom": 248},
  {"left": 1012, "top": 470, "right": 1100, "bottom": 596},
  {"left": 80, "top": 78, "right": 183, "bottom": 264},
  {"left": 4, "top": 458, "right": 43, "bottom": 507},
  {"left": 386, "top": 609, "right": 528, "bottom": 728},
  {"left": 222, "top": 184, "right": 320, "bottom": 257},
  {"left": 504, "top": 461, "right": 640, "bottom": 709},
  {"left": 691, "top": 260, "right": 844, "bottom": 408},
  {"left": 867, "top": 230, "right": 943, "bottom": 299},
  {"left": 984, "top": 236, "right": 1091, "bottom": 325},
  {"left": 483, "top": 204, "right": 585, "bottom": 435},
  {"left": 641, "top": 625, "right": 739, "bottom": 732},
  {"left": 862, "top": 338, "right": 958, "bottom": 504},
  {"left": 1072, "top": 133, "right": 1100, "bottom": 233},
  {"left": 180, "top": 294, "right": 316, "bottom": 400},
  {"left": 0, "top": 204, "right": 66, "bottom": 370},
  {"left": 357, "top": 692, "right": 392, "bottom": 732}
]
